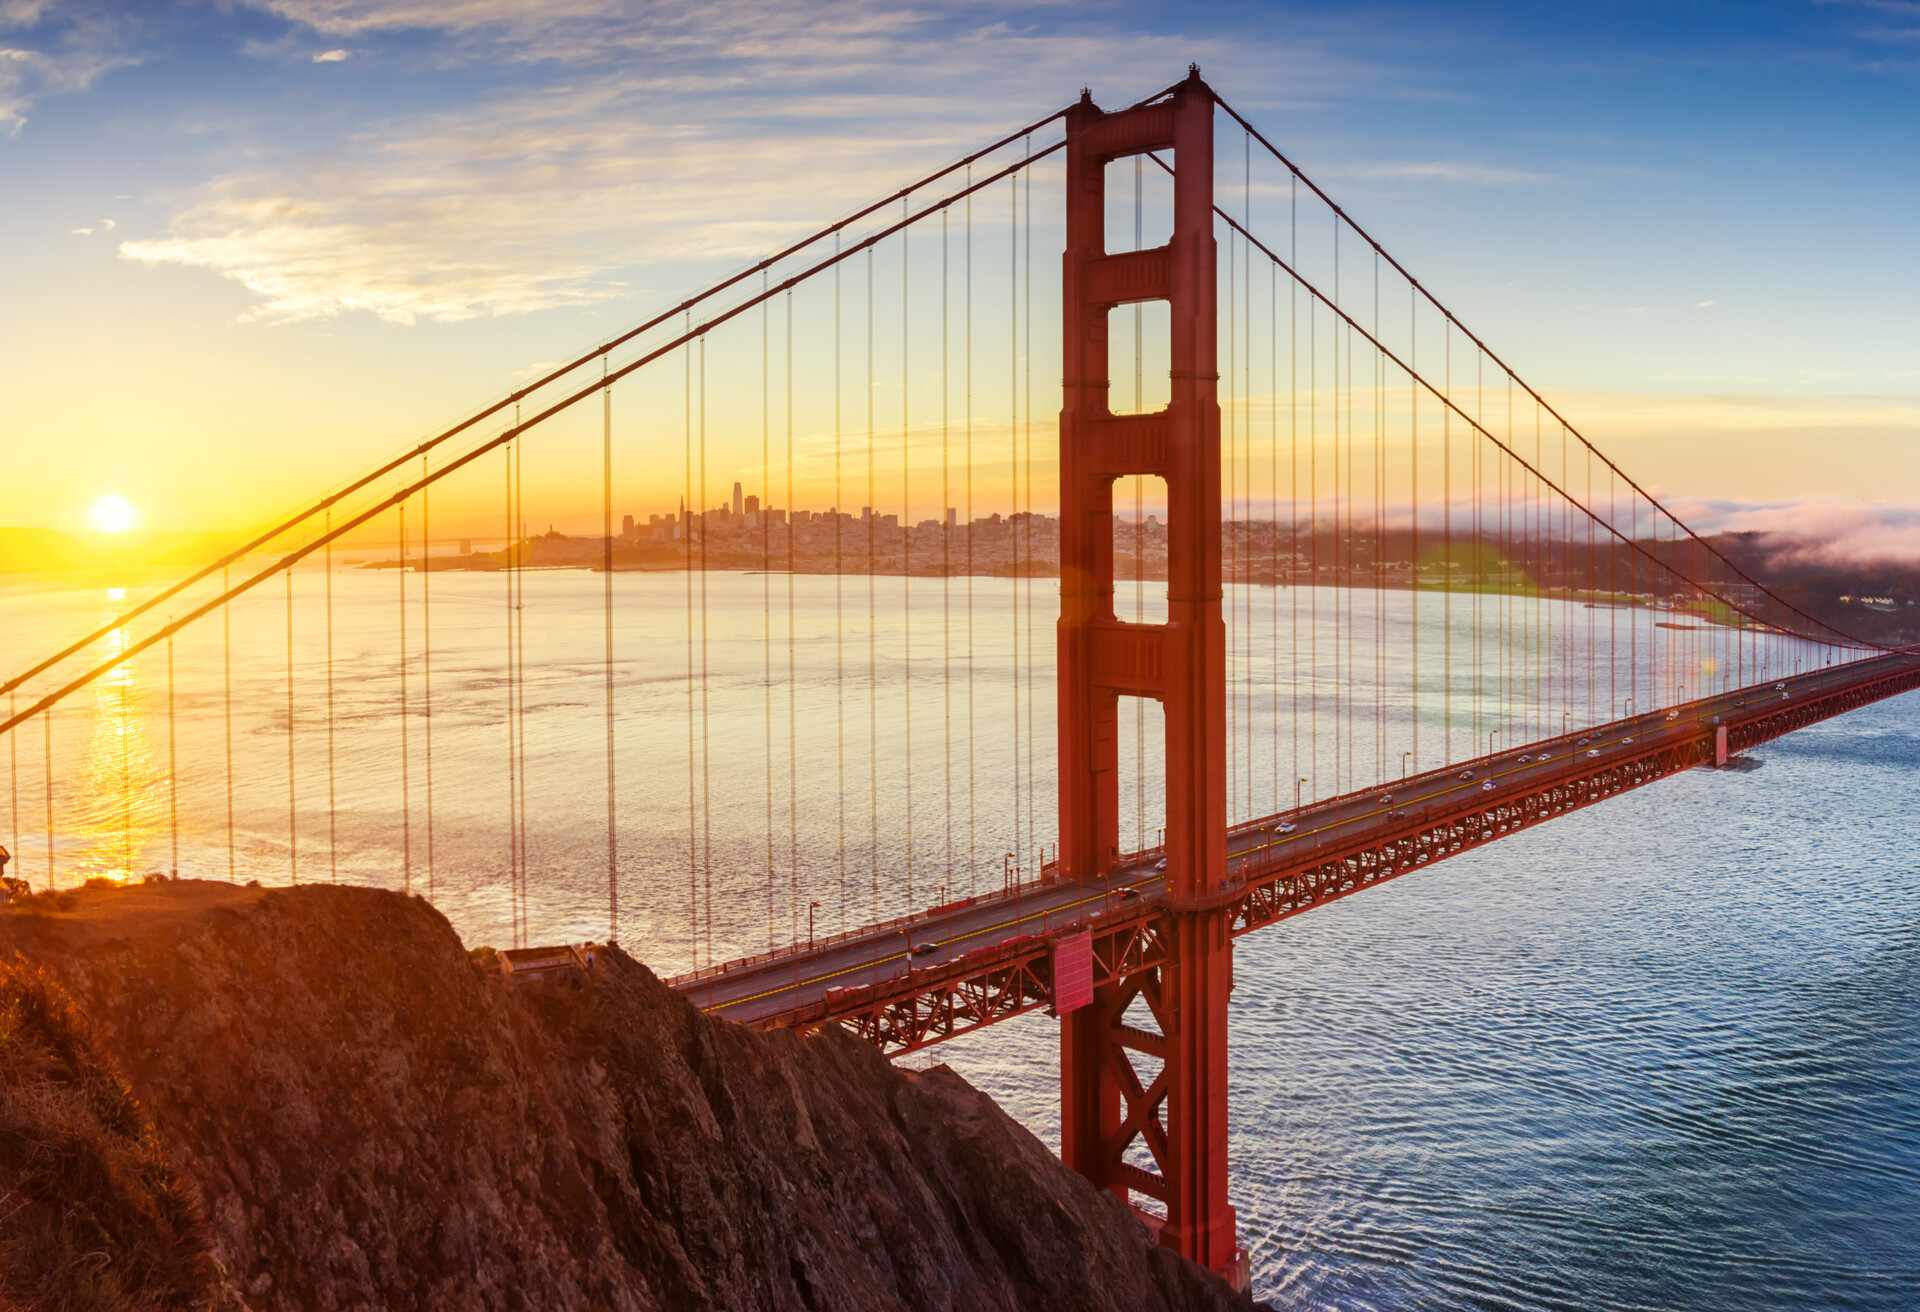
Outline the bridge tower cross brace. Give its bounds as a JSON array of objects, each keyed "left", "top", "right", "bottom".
[{"left": 1056, "top": 70, "right": 1241, "bottom": 1284}]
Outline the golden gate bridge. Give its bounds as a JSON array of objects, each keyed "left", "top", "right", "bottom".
[{"left": 4, "top": 68, "right": 1913, "bottom": 1289}]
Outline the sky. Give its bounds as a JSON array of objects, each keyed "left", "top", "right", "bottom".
[{"left": 3, "top": 0, "right": 1918, "bottom": 556}]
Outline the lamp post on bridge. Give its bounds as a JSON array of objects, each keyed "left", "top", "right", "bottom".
[
  {"left": 807, "top": 899, "right": 819, "bottom": 950},
  {"left": 1296, "top": 775, "right": 1307, "bottom": 814},
  {"left": 1400, "top": 751, "right": 1411, "bottom": 780}
]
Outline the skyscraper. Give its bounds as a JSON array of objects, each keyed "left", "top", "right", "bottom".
[{"left": 732, "top": 481, "right": 744, "bottom": 517}]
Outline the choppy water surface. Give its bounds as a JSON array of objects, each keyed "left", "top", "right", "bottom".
[{"left": 2, "top": 568, "right": 1915, "bottom": 1309}]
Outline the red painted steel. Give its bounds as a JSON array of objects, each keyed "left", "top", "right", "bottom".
[
  {"left": 1054, "top": 931, "right": 1095, "bottom": 1014},
  {"left": 1055, "top": 69, "right": 1242, "bottom": 1282},
  {"left": 741, "top": 656, "right": 1920, "bottom": 1055}
]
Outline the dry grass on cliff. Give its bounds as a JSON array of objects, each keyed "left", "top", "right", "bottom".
[{"left": 0, "top": 959, "right": 220, "bottom": 1312}]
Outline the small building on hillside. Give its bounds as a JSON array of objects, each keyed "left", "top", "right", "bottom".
[{"left": 498, "top": 943, "right": 605, "bottom": 987}]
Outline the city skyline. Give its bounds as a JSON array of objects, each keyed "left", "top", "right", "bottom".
[{"left": 4, "top": 1, "right": 1919, "bottom": 552}]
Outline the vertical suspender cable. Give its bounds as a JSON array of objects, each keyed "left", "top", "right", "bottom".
[
  {"left": 285, "top": 569, "right": 296, "bottom": 883},
  {"left": 1331, "top": 221, "right": 1341, "bottom": 792},
  {"left": 965, "top": 172, "right": 977, "bottom": 890},
  {"left": 752, "top": 279, "right": 776, "bottom": 936},
  {"left": 902, "top": 201, "right": 913, "bottom": 906},
  {"left": 423, "top": 453, "right": 434, "bottom": 902},
  {"left": 1244, "top": 131, "right": 1254, "bottom": 816},
  {"left": 167, "top": 641, "right": 178, "bottom": 877},
  {"left": 785, "top": 288, "right": 798, "bottom": 940},
  {"left": 1442, "top": 329, "right": 1452, "bottom": 763},
  {"left": 510, "top": 445, "right": 526, "bottom": 948},
  {"left": 1309, "top": 283, "right": 1318, "bottom": 797},
  {"left": 683, "top": 321, "right": 698, "bottom": 963},
  {"left": 6, "top": 691, "right": 14, "bottom": 880},
  {"left": 43, "top": 708, "right": 53, "bottom": 888},
  {"left": 223, "top": 567, "right": 235, "bottom": 879},
  {"left": 1270, "top": 251, "right": 1279, "bottom": 813},
  {"left": 866, "top": 247, "right": 877, "bottom": 906},
  {"left": 942, "top": 207, "right": 954, "bottom": 891},
  {"left": 1227, "top": 171, "right": 1238, "bottom": 815},
  {"left": 835, "top": 239, "right": 847, "bottom": 922},
  {"left": 398, "top": 500, "right": 411, "bottom": 895},
  {"left": 1410, "top": 284, "right": 1419, "bottom": 773},
  {"left": 119, "top": 647, "right": 130, "bottom": 875},
  {"left": 7, "top": 693, "right": 15, "bottom": 880},
  {"left": 1022, "top": 139, "right": 1036, "bottom": 870},
  {"left": 325, "top": 508, "right": 337, "bottom": 882},
  {"left": 603, "top": 356, "right": 618, "bottom": 944},
  {"left": 1008, "top": 162, "right": 1022, "bottom": 870},
  {"left": 1472, "top": 353, "right": 1482, "bottom": 756},
  {"left": 1292, "top": 177, "right": 1300, "bottom": 800},
  {"left": 699, "top": 334, "right": 713, "bottom": 963},
  {"left": 515, "top": 437, "right": 529, "bottom": 939}
]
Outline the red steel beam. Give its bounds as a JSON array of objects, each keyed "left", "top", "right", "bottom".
[{"left": 743, "top": 657, "right": 1920, "bottom": 1054}]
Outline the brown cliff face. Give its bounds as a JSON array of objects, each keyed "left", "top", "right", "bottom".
[{"left": 0, "top": 882, "right": 1258, "bottom": 1312}]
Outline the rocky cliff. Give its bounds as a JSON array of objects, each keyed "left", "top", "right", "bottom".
[{"left": 0, "top": 880, "right": 1258, "bottom": 1311}]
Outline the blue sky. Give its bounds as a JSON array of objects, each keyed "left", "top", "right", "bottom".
[{"left": 2, "top": 0, "right": 1918, "bottom": 546}]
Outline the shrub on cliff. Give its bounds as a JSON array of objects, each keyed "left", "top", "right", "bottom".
[{"left": 0, "top": 959, "right": 222, "bottom": 1311}]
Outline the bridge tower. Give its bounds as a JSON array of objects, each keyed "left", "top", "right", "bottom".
[{"left": 1056, "top": 70, "right": 1242, "bottom": 1285}]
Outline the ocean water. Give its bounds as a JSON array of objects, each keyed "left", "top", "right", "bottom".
[{"left": 2, "top": 566, "right": 1913, "bottom": 1309}]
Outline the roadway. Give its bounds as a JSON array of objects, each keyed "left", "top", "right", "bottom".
[{"left": 678, "top": 649, "right": 1920, "bottom": 1027}]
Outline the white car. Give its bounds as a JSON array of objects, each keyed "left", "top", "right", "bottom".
[
  {"left": 1666, "top": 710, "right": 1679, "bottom": 721},
  {"left": 1622, "top": 736, "right": 1633, "bottom": 744},
  {"left": 1274, "top": 822, "right": 1297, "bottom": 836},
  {"left": 1518, "top": 753, "right": 1533, "bottom": 763},
  {"left": 1536, "top": 752, "right": 1552, "bottom": 762},
  {"left": 1378, "top": 793, "right": 1394, "bottom": 804},
  {"left": 1480, "top": 780, "right": 1495, "bottom": 792},
  {"left": 1586, "top": 748, "right": 1600, "bottom": 757},
  {"left": 1774, "top": 682, "right": 1786, "bottom": 691},
  {"left": 1153, "top": 857, "right": 1168, "bottom": 871}
]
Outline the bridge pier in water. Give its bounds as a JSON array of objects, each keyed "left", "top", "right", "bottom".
[{"left": 1056, "top": 70, "right": 1245, "bottom": 1287}]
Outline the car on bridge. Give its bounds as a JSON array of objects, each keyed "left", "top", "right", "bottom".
[
  {"left": 1458, "top": 769, "right": 1474, "bottom": 780},
  {"left": 1274, "top": 821, "right": 1297, "bottom": 835}
]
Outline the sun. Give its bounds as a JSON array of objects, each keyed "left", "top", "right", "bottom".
[{"left": 89, "top": 493, "right": 139, "bottom": 535}]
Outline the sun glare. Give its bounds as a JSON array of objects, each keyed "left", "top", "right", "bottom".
[{"left": 89, "top": 493, "right": 139, "bottom": 535}]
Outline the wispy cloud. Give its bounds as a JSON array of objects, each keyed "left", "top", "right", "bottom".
[
  {"left": 1335, "top": 160, "right": 1553, "bottom": 186},
  {"left": 0, "top": 2, "right": 140, "bottom": 138},
  {"left": 311, "top": 47, "right": 351, "bottom": 63},
  {"left": 125, "top": 3, "right": 1423, "bottom": 325}
]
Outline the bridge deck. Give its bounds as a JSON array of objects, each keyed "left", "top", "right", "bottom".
[{"left": 674, "top": 652, "right": 1920, "bottom": 1053}]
